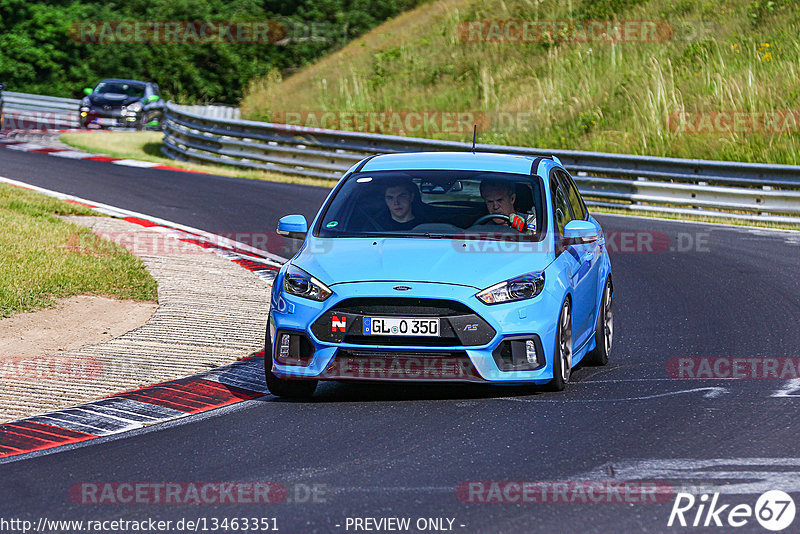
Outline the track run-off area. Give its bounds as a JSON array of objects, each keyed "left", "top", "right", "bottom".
[{"left": 1, "top": 143, "right": 799, "bottom": 533}]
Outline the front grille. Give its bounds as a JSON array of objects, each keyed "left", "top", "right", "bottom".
[
  {"left": 311, "top": 298, "right": 496, "bottom": 347},
  {"left": 320, "top": 349, "right": 483, "bottom": 382},
  {"left": 339, "top": 349, "right": 466, "bottom": 358},
  {"left": 341, "top": 334, "right": 457, "bottom": 346},
  {"left": 332, "top": 298, "right": 474, "bottom": 317},
  {"left": 96, "top": 106, "right": 124, "bottom": 117}
]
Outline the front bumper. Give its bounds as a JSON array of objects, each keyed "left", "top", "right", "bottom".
[
  {"left": 269, "top": 281, "right": 561, "bottom": 384},
  {"left": 81, "top": 108, "right": 140, "bottom": 128}
]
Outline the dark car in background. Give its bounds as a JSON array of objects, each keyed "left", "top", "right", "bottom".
[
  {"left": 0, "top": 82, "right": 6, "bottom": 130},
  {"left": 80, "top": 79, "right": 164, "bottom": 129}
]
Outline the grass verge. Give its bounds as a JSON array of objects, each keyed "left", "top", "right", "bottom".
[
  {"left": 241, "top": 0, "right": 800, "bottom": 165},
  {"left": 59, "top": 131, "right": 337, "bottom": 189},
  {"left": 0, "top": 183, "right": 158, "bottom": 318}
]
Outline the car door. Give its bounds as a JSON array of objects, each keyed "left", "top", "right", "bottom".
[
  {"left": 559, "top": 169, "right": 601, "bottom": 329},
  {"left": 551, "top": 170, "right": 595, "bottom": 347}
]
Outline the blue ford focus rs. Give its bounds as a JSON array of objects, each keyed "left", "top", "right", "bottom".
[{"left": 265, "top": 151, "right": 613, "bottom": 397}]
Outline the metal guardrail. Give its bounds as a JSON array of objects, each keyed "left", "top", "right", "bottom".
[
  {"left": 171, "top": 104, "right": 241, "bottom": 121},
  {"left": 0, "top": 92, "right": 241, "bottom": 132},
  {"left": 0, "top": 91, "right": 82, "bottom": 130},
  {"left": 164, "top": 103, "right": 800, "bottom": 225}
]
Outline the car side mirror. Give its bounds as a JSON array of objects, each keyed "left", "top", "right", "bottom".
[
  {"left": 83, "top": 88, "right": 93, "bottom": 96},
  {"left": 147, "top": 95, "right": 160, "bottom": 103},
  {"left": 563, "top": 219, "right": 598, "bottom": 243},
  {"left": 277, "top": 215, "right": 308, "bottom": 239}
]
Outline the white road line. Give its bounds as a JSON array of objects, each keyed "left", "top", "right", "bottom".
[
  {"left": 574, "top": 458, "right": 800, "bottom": 495},
  {"left": 771, "top": 378, "right": 800, "bottom": 397},
  {"left": 66, "top": 406, "right": 151, "bottom": 427},
  {"left": 5, "top": 143, "right": 47, "bottom": 151},
  {"left": 27, "top": 415, "right": 111, "bottom": 435},
  {"left": 578, "top": 378, "right": 708, "bottom": 383},
  {"left": 0, "top": 175, "right": 288, "bottom": 263},
  {"left": 111, "top": 159, "right": 161, "bottom": 168},
  {"left": 494, "top": 387, "right": 729, "bottom": 402},
  {"left": 49, "top": 150, "right": 96, "bottom": 159}
]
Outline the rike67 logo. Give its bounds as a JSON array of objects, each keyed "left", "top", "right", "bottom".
[{"left": 668, "top": 490, "right": 796, "bottom": 531}]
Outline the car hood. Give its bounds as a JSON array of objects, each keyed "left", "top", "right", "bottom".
[
  {"left": 293, "top": 237, "right": 555, "bottom": 290},
  {"left": 89, "top": 93, "right": 141, "bottom": 107}
]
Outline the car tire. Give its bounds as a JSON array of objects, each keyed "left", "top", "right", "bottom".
[
  {"left": 264, "top": 328, "right": 317, "bottom": 398},
  {"left": 136, "top": 112, "right": 153, "bottom": 131},
  {"left": 585, "top": 279, "right": 613, "bottom": 366},
  {"left": 135, "top": 115, "right": 147, "bottom": 131},
  {"left": 544, "top": 298, "right": 572, "bottom": 392}
]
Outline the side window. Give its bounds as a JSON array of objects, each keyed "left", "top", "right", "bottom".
[
  {"left": 558, "top": 170, "right": 588, "bottom": 220},
  {"left": 550, "top": 174, "right": 573, "bottom": 236}
]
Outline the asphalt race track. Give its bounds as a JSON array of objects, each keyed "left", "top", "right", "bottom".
[{"left": 2, "top": 147, "right": 800, "bottom": 533}]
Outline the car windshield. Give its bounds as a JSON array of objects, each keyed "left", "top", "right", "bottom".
[
  {"left": 316, "top": 170, "right": 545, "bottom": 241},
  {"left": 94, "top": 82, "right": 145, "bottom": 97}
]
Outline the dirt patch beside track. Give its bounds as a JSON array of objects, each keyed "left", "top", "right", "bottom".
[
  {"left": 0, "top": 216, "right": 269, "bottom": 423},
  {"left": 0, "top": 296, "right": 157, "bottom": 359}
]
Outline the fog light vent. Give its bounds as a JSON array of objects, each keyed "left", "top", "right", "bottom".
[
  {"left": 492, "top": 336, "right": 544, "bottom": 371},
  {"left": 279, "top": 334, "right": 291, "bottom": 360},
  {"left": 525, "top": 340, "right": 539, "bottom": 366},
  {"left": 274, "top": 331, "right": 315, "bottom": 366}
]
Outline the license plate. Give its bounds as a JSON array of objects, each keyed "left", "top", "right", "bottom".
[
  {"left": 363, "top": 317, "right": 440, "bottom": 337},
  {"left": 97, "top": 117, "right": 117, "bottom": 125}
]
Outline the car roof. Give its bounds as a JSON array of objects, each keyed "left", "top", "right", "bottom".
[
  {"left": 97, "top": 79, "right": 150, "bottom": 86},
  {"left": 360, "top": 151, "right": 547, "bottom": 175}
]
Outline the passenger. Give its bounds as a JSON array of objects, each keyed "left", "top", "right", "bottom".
[
  {"left": 382, "top": 178, "right": 423, "bottom": 231},
  {"left": 479, "top": 179, "right": 534, "bottom": 232}
]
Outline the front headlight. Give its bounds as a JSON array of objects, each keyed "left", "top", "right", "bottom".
[
  {"left": 126, "top": 102, "right": 143, "bottom": 113},
  {"left": 283, "top": 265, "right": 332, "bottom": 301},
  {"left": 476, "top": 272, "right": 545, "bottom": 305}
]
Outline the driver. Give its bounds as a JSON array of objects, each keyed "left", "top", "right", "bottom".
[
  {"left": 479, "top": 179, "right": 533, "bottom": 232},
  {"left": 382, "top": 178, "right": 422, "bottom": 231}
]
